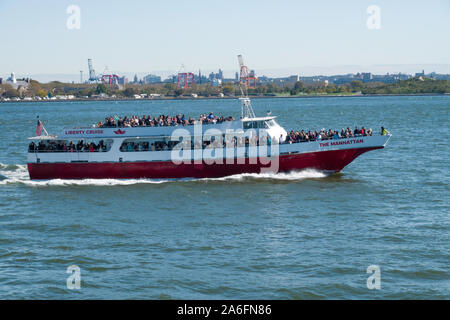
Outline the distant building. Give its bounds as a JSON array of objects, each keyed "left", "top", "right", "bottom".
[
  {"left": 287, "top": 75, "right": 300, "bottom": 82},
  {"left": 361, "top": 72, "right": 373, "bottom": 81},
  {"left": 4, "top": 72, "right": 30, "bottom": 89},
  {"left": 211, "top": 78, "right": 222, "bottom": 87},
  {"left": 8, "top": 72, "right": 17, "bottom": 84},
  {"left": 415, "top": 70, "right": 425, "bottom": 77},
  {"left": 208, "top": 69, "right": 225, "bottom": 83},
  {"left": 428, "top": 72, "right": 450, "bottom": 80},
  {"left": 258, "top": 75, "right": 269, "bottom": 83},
  {"left": 118, "top": 76, "right": 128, "bottom": 85},
  {"left": 143, "top": 74, "right": 161, "bottom": 84}
]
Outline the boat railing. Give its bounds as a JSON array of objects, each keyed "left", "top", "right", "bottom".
[
  {"left": 28, "top": 133, "right": 390, "bottom": 153},
  {"left": 282, "top": 132, "right": 388, "bottom": 144},
  {"left": 64, "top": 119, "right": 237, "bottom": 130},
  {"left": 28, "top": 149, "right": 109, "bottom": 154}
]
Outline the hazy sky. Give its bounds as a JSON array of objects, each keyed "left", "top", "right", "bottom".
[{"left": 1, "top": 0, "right": 449, "bottom": 81}]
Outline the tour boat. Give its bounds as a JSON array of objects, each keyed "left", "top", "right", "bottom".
[{"left": 26, "top": 97, "right": 391, "bottom": 180}]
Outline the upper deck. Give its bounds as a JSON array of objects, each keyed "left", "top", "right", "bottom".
[
  {"left": 28, "top": 116, "right": 283, "bottom": 141},
  {"left": 28, "top": 120, "right": 246, "bottom": 140}
]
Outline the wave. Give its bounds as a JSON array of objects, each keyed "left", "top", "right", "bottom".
[
  {"left": 0, "top": 163, "right": 24, "bottom": 171},
  {"left": 200, "top": 169, "right": 327, "bottom": 182},
  {"left": 0, "top": 163, "right": 327, "bottom": 187},
  {"left": 0, "top": 164, "right": 29, "bottom": 184}
]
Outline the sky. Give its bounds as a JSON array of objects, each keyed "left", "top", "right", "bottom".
[{"left": 0, "top": 0, "right": 449, "bottom": 82}]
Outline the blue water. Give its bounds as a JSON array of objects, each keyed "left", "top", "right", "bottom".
[{"left": 0, "top": 96, "right": 449, "bottom": 299}]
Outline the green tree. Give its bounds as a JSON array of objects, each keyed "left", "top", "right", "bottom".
[
  {"left": 96, "top": 84, "right": 107, "bottom": 94},
  {"left": 164, "top": 83, "right": 176, "bottom": 91},
  {"left": 349, "top": 80, "right": 363, "bottom": 92},
  {"left": 123, "top": 87, "right": 136, "bottom": 97},
  {"left": 294, "top": 81, "right": 304, "bottom": 91},
  {"left": 222, "top": 85, "right": 234, "bottom": 95},
  {"left": 1, "top": 84, "right": 19, "bottom": 98},
  {"left": 325, "top": 84, "right": 337, "bottom": 94},
  {"left": 36, "top": 89, "right": 48, "bottom": 98}
]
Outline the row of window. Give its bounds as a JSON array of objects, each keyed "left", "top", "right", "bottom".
[
  {"left": 119, "top": 136, "right": 269, "bottom": 152},
  {"left": 29, "top": 120, "right": 276, "bottom": 153}
]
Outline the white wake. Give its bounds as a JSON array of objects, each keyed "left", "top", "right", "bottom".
[
  {"left": 0, "top": 163, "right": 327, "bottom": 187},
  {"left": 200, "top": 169, "right": 327, "bottom": 182}
]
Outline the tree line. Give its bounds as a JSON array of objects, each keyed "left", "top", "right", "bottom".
[{"left": 1, "top": 77, "right": 449, "bottom": 99}]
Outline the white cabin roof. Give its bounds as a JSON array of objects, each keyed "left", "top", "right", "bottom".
[
  {"left": 241, "top": 116, "right": 277, "bottom": 122},
  {"left": 28, "top": 135, "right": 58, "bottom": 140}
]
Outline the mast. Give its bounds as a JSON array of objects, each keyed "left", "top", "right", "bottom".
[{"left": 237, "top": 55, "right": 256, "bottom": 119}]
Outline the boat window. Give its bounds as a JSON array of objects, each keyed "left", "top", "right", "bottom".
[
  {"left": 266, "top": 120, "right": 276, "bottom": 127},
  {"left": 243, "top": 121, "right": 267, "bottom": 129},
  {"left": 28, "top": 139, "right": 112, "bottom": 153},
  {"left": 119, "top": 138, "right": 180, "bottom": 152}
]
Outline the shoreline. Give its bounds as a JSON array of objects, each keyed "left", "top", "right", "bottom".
[{"left": 0, "top": 92, "right": 448, "bottom": 104}]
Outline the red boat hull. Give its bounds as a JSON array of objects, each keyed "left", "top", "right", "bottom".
[{"left": 27, "top": 146, "right": 382, "bottom": 180}]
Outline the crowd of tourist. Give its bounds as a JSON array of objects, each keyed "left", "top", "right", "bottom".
[
  {"left": 284, "top": 126, "right": 373, "bottom": 144},
  {"left": 119, "top": 141, "right": 180, "bottom": 152},
  {"left": 98, "top": 113, "right": 235, "bottom": 128},
  {"left": 28, "top": 140, "right": 108, "bottom": 153},
  {"left": 120, "top": 137, "right": 265, "bottom": 152}
]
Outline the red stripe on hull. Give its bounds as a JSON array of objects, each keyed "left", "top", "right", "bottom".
[{"left": 27, "top": 147, "right": 382, "bottom": 180}]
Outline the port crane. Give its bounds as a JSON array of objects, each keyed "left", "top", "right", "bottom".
[
  {"left": 177, "top": 64, "right": 195, "bottom": 89},
  {"left": 87, "top": 58, "right": 97, "bottom": 82},
  {"left": 238, "top": 54, "right": 257, "bottom": 89}
]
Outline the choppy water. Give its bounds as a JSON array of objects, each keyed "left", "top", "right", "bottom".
[{"left": 0, "top": 96, "right": 448, "bottom": 299}]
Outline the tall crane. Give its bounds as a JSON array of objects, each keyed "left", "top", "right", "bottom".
[
  {"left": 238, "top": 54, "right": 257, "bottom": 89},
  {"left": 88, "top": 58, "right": 97, "bottom": 82},
  {"left": 238, "top": 55, "right": 249, "bottom": 83},
  {"left": 100, "top": 66, "right": 119, "bottom": 86},
  {"left": 176, "top": 64, "right": 195, "bottom": 89}
]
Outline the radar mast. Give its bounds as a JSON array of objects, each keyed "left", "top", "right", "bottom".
[{"left": 237, "top": 55, "right": 256, "bottom": 119}]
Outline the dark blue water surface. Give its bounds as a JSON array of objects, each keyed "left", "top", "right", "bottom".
[{"left": 0, "top": 96, "right": 448, "bottom": 299}]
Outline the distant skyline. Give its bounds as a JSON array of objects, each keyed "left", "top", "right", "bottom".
[
  {"left": 4, "top": 64, "right": 450, "bottom": 84},
  {"left": 1, "top": 0, "right": 449, "bottom": 82}
]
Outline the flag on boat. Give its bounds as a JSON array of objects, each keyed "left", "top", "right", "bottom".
[{"left": 36, "top": 119, "right": 43, "bottom": 136}]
